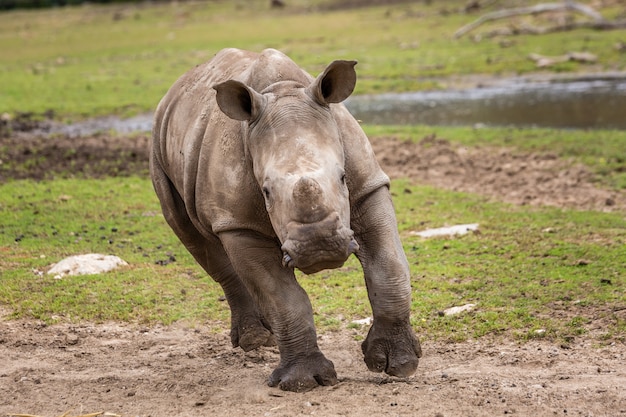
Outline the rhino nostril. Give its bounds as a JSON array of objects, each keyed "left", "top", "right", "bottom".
[{"left": 282, "top": 252, "right": 295, "bottom": 268}]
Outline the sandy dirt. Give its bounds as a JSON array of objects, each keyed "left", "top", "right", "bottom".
[
  {"left": 1, "top": 128, "right": 625, "bottom": 416},
  {"left": 1, "top": 320, "right": 625, "bottom": 417}
]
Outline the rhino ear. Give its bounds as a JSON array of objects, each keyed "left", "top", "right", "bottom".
[
  {"left": 308, "top": 60, "right": 357, "bottom": 105},
  {"left": 213, "top": 80, "right": 265, "bottom": 121}
]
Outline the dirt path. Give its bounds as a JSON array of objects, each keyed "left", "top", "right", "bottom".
[{"left": 1, "top": 321, "right": 624, "bottom": 417}]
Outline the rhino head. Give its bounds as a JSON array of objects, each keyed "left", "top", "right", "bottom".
[{"left": 213, "top": 60, "right": 360, "bottom": 274}]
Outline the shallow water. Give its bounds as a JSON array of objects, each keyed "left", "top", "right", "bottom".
[
  {"left": 345, "top": 74, "right": 626, "bottom": 129},
  {"left": 39, "top": 74, "right": 626, "bottom": 135}
]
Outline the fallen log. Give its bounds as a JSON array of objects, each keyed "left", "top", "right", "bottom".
[{"left": 454, "top": 1, "right": 609, "bottom": 38}]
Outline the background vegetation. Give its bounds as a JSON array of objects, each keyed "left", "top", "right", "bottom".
[
  {"left": 0, "top": 0, "right": 151, "bottom": 11},
  {"left": 1, "top": 0, "right": 625, "bottom": 118}
]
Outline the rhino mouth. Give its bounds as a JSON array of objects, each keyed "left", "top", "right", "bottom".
[
  {"left": 281, "top": 236, "right": 359, "bottom": 275},
  {"left": 279, "top": 213, "right": 359, "bottom": 274}
]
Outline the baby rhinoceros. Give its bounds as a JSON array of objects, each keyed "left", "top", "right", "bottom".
[{"left": 150, "top": 48, "right": 422, "bottom": 392}]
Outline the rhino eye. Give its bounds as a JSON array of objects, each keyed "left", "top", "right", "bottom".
[
  {"left": 262, "top": 186, "right": 270, "bottom": 200},
  {"left": 340, "top": 173, "right": 346, "bottom": 185}
]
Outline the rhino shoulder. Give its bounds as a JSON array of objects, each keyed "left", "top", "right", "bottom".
[{"left": 332, "top": 105, "right": 390, "bottom": 204}]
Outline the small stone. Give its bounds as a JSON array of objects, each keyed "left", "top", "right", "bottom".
[
  {"left": 443, "top": 304, "right": 476, "bottom": 316},
  {"left": 48, "top": 254, "right": 128, "bottom": 277},
  {"left": 66, "top": 334, "right": 79, "bottom": 345},
  {"left": 351, "top": 317, "right": 372, "bottom": 326}
]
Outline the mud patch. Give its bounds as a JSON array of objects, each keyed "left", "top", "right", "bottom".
[
  {"left": 374, "top": 135, "right": 625, "bottom": 211},
  {"left": 2, "top": 131, "right": 624, "bottom": 212},
  {"left": 0, "top": 133, "right": 150, "bottom": 182}
]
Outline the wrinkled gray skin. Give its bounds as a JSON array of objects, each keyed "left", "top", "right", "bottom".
[{"left": 151, "top": 48, "right": 421, "bottom": 392}]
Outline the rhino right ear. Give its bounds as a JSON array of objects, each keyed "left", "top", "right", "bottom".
[
  {"left": 213, "top": 80, "right": 265, "bottom": 122},
  {"left": 307, "top": 60, "right": 357, "bottom": 105}
]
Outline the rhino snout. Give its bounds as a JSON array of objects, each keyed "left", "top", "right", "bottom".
[{"left": 280, "top": 215, "right": 358, "bottom": 274}]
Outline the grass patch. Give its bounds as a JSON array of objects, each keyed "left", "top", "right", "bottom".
[
  {"left": 0, "top": 177, "right": 227, "bottom": 324},
  {"left": 1, "top": 0, "right": 625, "bottom": 344},
  {"left": 1, "top": 0, "right": 625, "bottom": 118},
  {"left": 1, "top": 175, "right": 624, "bottom": 344}
]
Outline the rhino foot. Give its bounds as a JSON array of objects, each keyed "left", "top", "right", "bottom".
[
  {"left": 361, "top": 320, "right": 422, "bottom": 377},
  {"left": 268, "top": 352, "right": 337, "bottom": 392},
  {"left": 231, "top": 318, "right": 275, "bottom": 352}
]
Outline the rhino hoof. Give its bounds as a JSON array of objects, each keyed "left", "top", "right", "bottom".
[
  {"left": 238, "top": 327, "right": 273, "bottom": 352},
  {"left": 268, "top": 352, "right": 337, "bottom": 392},
  {"left": 361, "top": 322, "right": 422, "bottom": 377}
]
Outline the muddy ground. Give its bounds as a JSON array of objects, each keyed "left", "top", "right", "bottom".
[
  {"left": 1, "top": 126, "right": 624, "bottom": 211},
  {"left": 1, "top": 128, "right": 625, "bottom": 416}
]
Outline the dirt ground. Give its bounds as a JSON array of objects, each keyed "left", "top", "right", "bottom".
[
  {"left": 1, "top": 320, "right": 624, "bottom": 417},
  {"left": 1, "top": 126, "right": 625, "bottom": 416}
]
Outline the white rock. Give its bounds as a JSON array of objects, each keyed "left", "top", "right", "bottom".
[
  {"left": 47, "top": 254, "right": 128, "bottom": 277},
  {"left": 351, "top": 317, "right": 373, "bottom": 326},
  {"left": 411, "top": 223, "right": 479, "bottom": 238},
  {"left": 443, "top": 303, "right": 476, "bottom": 316}
]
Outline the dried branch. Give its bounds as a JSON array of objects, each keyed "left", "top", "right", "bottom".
[
  {"left": 528, "top": 51, "right": 597, "bottom": 68},
  {"left": 454, "top": 1, "right": 606, "bottom": 38}
]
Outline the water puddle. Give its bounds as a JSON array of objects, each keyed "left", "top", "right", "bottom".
[
  {"left": 346, "top": 73, "right": 626, "bottom": 129},
  {"left": 34, "top": 73, "right": 626, "bottom": 135},
  {"left": 36, "top": 113, "right": 154, "bottom": 137}
]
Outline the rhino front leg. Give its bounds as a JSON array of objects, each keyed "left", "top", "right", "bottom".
[
  {"left": 352, "top": 186, "right": 422, "bottom": 377},
  {"left": 219, "top": 231, "right": 337, "bottom": 392}
]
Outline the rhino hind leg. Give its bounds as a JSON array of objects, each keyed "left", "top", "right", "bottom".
[
  {"left": 151, "top": 167, "right": 273, "bottom": 351},
  {"left": 216, "top": 267, "right": 275, "bottom": 352}
]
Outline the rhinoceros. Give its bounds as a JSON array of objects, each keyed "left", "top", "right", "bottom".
[{"left": 150, "top": 48, "right": 421, "bottom": 392}]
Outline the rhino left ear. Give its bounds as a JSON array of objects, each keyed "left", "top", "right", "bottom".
[
  {"left": 213, "top": 80, "right": 265, "bottom": 121},
  {"left": 308, "top": 60, "right": 357, "bottom": 105}
]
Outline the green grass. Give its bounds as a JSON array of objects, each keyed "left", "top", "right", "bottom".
[
  {"left": 1, "top": 0, "right": 625, "bottom": 344},
  {"left": 0, "top": 176, "right": 228, "bottom": 325},
  {"left": 1, "top": 0, "right": 625, "bottom": 118},
  {"left": 1, "top": 173, "right": 624, "bottom": 344}
]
